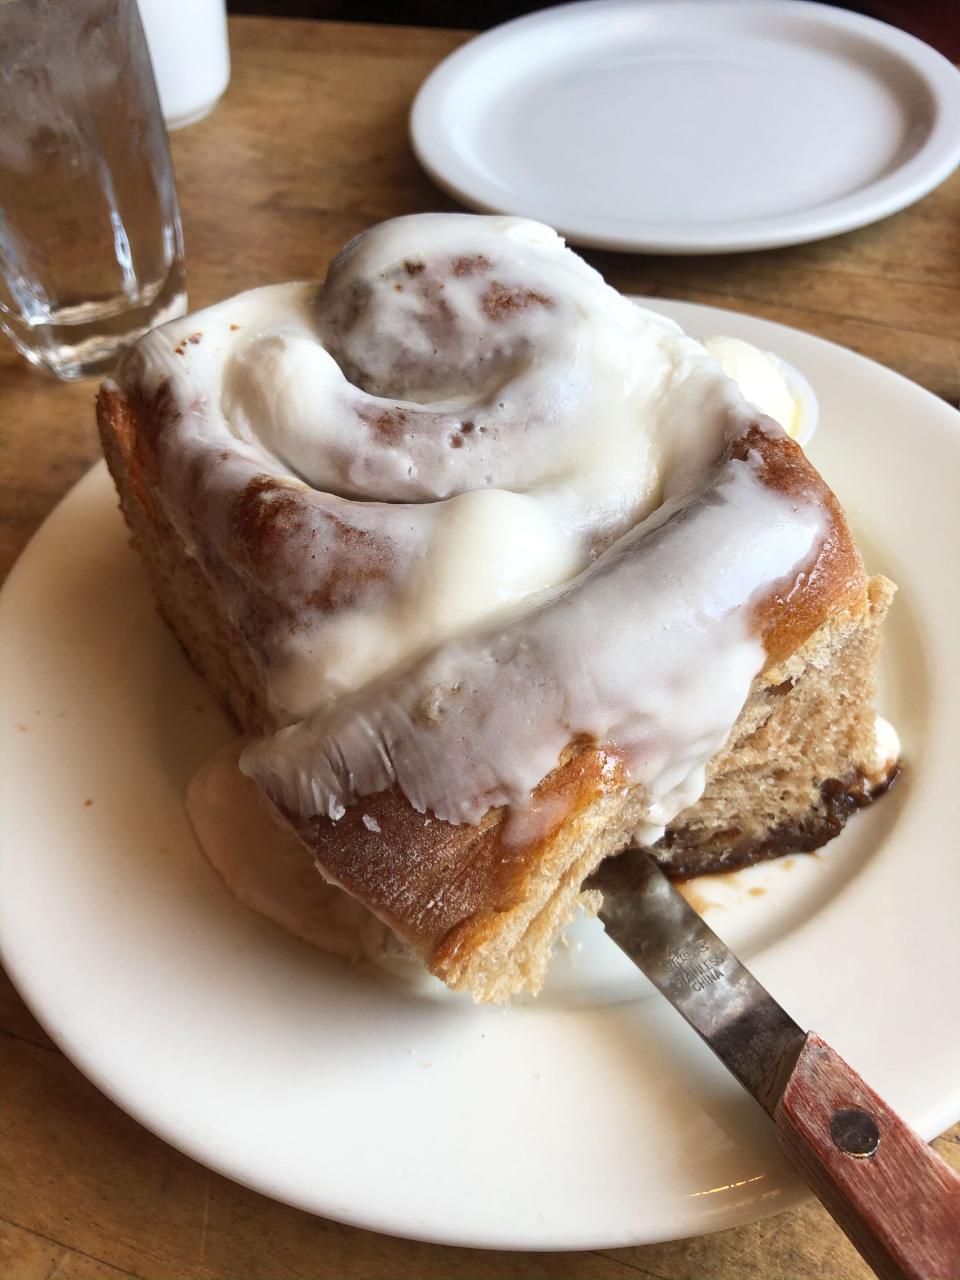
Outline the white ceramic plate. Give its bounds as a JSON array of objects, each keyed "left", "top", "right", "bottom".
[
  {"left": 2, "top": 302, "right": 959, "bottom": 1250},
  {"left": 411, "top": 0, "right": 960, "bottom": 253}
]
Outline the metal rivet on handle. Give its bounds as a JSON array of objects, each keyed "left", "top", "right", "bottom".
[{"left": 830, "top": 1108, "right": 881, "bottom": 1157}]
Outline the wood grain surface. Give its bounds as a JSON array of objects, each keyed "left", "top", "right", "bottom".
[{"left": 1, "top": 16, "right": 958, "bottom": 1280}]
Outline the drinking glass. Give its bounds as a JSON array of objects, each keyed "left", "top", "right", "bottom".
[{"left": 0, "top": 0, "right": 187, "bottom": 379}]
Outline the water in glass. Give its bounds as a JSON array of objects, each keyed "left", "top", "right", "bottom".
[{"left": 0, "top": 0, "right": 187, "bottom": 379}]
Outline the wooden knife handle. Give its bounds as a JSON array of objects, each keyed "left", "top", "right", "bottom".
[{"left": 774, "top": 1033, "right": 960, "bottom": 1280}]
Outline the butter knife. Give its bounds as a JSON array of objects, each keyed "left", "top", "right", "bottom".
[{"left": 589, "top": 850, "right": 960, "bottom": 1280}]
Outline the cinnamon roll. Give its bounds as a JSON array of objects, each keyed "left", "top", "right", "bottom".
[{"left": 98, "top": 214, "right": 896, "bottom": 1001}]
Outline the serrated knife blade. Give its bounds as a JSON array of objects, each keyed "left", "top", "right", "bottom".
[{"left": 589, "top": 846, "right": 806, "bottom": 1117}]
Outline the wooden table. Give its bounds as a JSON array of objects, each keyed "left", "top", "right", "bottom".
[{"left": 2, "top": 17, "right": 958, "bottom": 1280}]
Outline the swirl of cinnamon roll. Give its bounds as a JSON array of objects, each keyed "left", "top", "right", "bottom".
[
  {"left": 113, "top": 214, "right": 752, "bottom": 726},
  {"left": 100, "top": 213, "right": 878, "bottom": 1005}
]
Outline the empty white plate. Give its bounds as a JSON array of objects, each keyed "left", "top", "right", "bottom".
[{"left": 411, "top": 0, "right": 960, "bottom": 253}]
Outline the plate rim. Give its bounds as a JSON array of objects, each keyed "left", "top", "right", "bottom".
[
  {"left": 410, "top": 0, "right": 960, "bottom": 254},
  {"left": 3, "top": 301, "right": 960, "bottom": 1250}
]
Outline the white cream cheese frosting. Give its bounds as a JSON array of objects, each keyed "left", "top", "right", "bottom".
[
  {"left": 114, "top": 214, "right": 796, "bottom": 723},
  {"left": 241, "top": 444, "right": 824, "bottom": 838},
  {"left": 702, "top": 336, "right": 806, "bottom": 440},
  {"left": 115, "top": 213, "right": 830, "bottom": 846}
]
